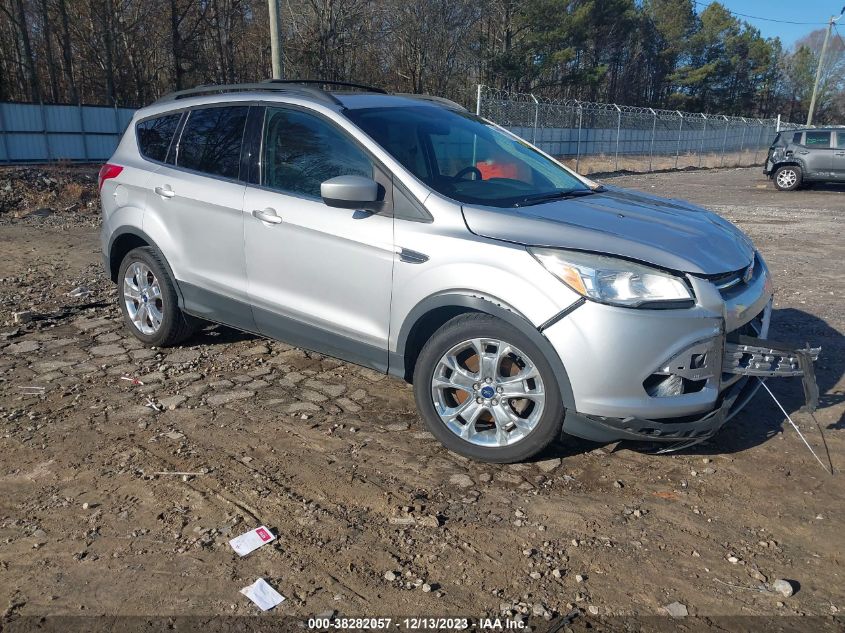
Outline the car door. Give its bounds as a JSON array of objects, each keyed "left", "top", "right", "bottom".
[
  {"left": 800, "top": 130, "right": 833, "bottom": 179},
  {"left": 145, "top": 104, "right": 253, "bottom": 327},
  {"left": 834, "top": 131, "right": 845, "bottom": 181},
  {"left": 242, "top": 105, "right": 394, "bottom": 371}
]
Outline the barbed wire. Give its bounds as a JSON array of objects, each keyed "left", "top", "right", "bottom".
[
  {"left": 478, "top": 86, "right": 791, "bottom": 126},
  {"left": 477, "top": 85, "right": 803, "bottom": 172}
]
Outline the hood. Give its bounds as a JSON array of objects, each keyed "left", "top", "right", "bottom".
[{"left": 461, "top": 186, "right": 754, "bottom": 275}]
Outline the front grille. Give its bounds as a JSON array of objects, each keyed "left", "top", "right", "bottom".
[
  {"left": 709, "top": 268, "right": 746, "bottom": 291},
  {"left": 702, "top": 253, "right": 758, "bottom": 298}
]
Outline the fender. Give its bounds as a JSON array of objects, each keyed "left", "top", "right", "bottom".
[
  {"left": 390, "top": 292, "right": 576, "bottom": 410},
  {"left": 774, "top": 157, "right": 806, "bottom": 173},
  {"left": 107, "top": 226, "right": 186, "bottom": 309}
]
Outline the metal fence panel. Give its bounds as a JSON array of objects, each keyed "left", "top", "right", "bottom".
[
  {"left": 1, "top": 91, "right": 805, "bottom": 170},
  {"left": 0, "top": 102, "right": 136, "bottom": 163},
  {"left": 478, "top": 86, "right": 802, "bottom": 173}
]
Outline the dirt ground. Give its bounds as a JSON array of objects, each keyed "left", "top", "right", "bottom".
[{"left": 0, "top": 166, "right": 843, "bottom": 632}]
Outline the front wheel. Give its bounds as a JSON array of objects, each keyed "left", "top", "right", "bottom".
[
  {"left": 773, "top": 165, "right": 802, "bottom": 191},
  {"left": 413, "top": 313, "right": 564, "bottom": 463}
]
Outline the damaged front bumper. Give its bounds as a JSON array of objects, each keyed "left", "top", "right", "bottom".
[
  {"left": 723, "top": 335, "right": 820, "bottom": 411},
  {"left": 547, "top": 254, "right": 821, "bottom": 449},
  {"left": 562, "top": 335, "right": 820, "bottom": 449}
]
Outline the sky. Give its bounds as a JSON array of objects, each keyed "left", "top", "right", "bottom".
[{"left": 694, "top": 1, "right": 845, "bottom": 48}]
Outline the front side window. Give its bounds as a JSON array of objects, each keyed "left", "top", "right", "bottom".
[
  {"left": 137, "top": 113, "right": 181, "bottom": 163},
  {"left": 262, "top": 107, "right": 373, "bottom": 198},
  {"left": 837, "top": 131, "right": 845, "bottom": 148},
  {"left": 345, "top": 105, "right": 589, "bottom": 208},
  {"left": 176, "top": 106, "right": 249, "bottom": 179},
  {"left": 804, "top": 131, "right": 831, "bottom": 147},
  {"left": 792, "top": 132, "right": 803, "bottom": 144}
]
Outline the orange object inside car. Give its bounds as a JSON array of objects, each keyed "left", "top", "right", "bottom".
[{"left": 475, "top": 160, "right": 519, "bottom": 180}]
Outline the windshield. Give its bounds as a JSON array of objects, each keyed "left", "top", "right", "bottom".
[{"left": 345, "top": 105, "right": 590, "bottom": 208}]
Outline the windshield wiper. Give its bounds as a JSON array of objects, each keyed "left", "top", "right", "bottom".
[{"left": 513, "top": 188, "right": 597, "bottom": 207}]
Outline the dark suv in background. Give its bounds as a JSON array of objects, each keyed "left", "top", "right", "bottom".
[{"left": 765, "top": 127, "right": 845, "bottom": 190}]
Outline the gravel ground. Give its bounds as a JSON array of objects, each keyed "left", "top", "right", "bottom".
[{"left": 0, "top": 166, "right": 843, "bottom": 631}]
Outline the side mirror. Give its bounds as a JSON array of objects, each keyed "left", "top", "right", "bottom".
[{"left": 321, "top": 175, "right": 380, "bottom": 210}]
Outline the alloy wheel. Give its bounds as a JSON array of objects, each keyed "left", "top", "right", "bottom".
[
  {"left": 123, "top": 261, "right": 164, "bottom": 335},
  {"left": 776, "top": 169, "right": 797, "bottom": 189},
  {"left": 430, "top": 338, "right": 546, "bottom": 447}
]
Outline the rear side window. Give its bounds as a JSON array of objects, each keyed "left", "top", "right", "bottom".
[
  {"left": 838, "top": 131, "right": 845, "bottom": 148},
  {"left": 804, "top": 131, "right": 831, "bottom": 147},
  {"left": 177, "top": 106, "right": 249, "bottom": 179},
  {"left": 137, "top": 114, "right": 181, "bottom": 163},
  {"left": 262, "top": 107, "right": 372, "bottom": 198}
]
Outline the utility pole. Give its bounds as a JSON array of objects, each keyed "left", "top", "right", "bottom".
[
  {"left": 807, "top": 7, "right": 844, "bottom": 126},
  {"left": 268, "top": 0, "right": 284, "bottom": 79}
]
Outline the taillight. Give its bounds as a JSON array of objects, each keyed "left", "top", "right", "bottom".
[{"left": 98, "top": 163, "right": 123, "bottom": 191}]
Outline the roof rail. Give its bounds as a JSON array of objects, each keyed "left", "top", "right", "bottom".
[
  {"left": 395, "top": 93, "right": 467, "bottom": 112},
  {"left": 153, "top": 82, "right": 343, "bottom": 106},
  {"left": 263, "top": 79, "right": 388, "bottom": 94}
]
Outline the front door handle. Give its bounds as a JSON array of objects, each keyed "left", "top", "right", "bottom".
[
  {"left": 836, "top": 152, "right": 845, "bottom": 156},
  {"left": 252, "top": 208, "right": 282, "bottom": 224},
  {"left": 154, "top": 185, "right": 175, "bottom": 198}
]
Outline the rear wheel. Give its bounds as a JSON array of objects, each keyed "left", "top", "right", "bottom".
[
  {"left": 773, "top": 165, "right": 801, "bottom": 191},
  {"left": 413, "top": 313, "right": 564, "bottom": 463},
  {"left": 117, "top": 247, "right": 197, "bottom": 347}
]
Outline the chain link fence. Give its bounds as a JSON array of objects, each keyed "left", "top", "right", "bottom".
[{"left": 476, "top": 86, "right": 802, "bottom": 175}]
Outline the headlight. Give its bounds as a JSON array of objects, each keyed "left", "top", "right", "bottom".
[{"left": 530, "top": 247, "right": 693, "bottom": 308}]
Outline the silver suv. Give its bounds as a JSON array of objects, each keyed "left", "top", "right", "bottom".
[
  {"left": 765, "top": 128, "right": 845, "bottom": 190},
  {"left": 99, "top": 81, "right": 819, "bottom": 463}
]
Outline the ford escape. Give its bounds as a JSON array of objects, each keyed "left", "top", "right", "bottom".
[{"left": 99, "top": 80, "right": 819, "bottom": 463}]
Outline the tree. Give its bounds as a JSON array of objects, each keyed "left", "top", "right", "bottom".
[{"left": 0, "top": 0, "right": 838, "bottom": 123}]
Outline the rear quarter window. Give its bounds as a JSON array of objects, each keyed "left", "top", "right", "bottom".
[
  {"left": 136, "top": 114, "right": 181, "bottom": 163},
  {"left": 176, "top": 106, "right": 249, "bottom": 180},
  {"left": 804, "top": 131, "right": 831, "bottom": 147}
]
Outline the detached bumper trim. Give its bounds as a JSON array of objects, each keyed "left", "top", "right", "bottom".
[
  {"left": 723, "top": 334, "right": 820, "bottom": 412},
  {"left": 562, "top": 376, "right": 760, "bottom": 445}
]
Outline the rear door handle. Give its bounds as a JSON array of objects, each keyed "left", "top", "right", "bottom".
[
  {"left": 252, "top": 208, "right": 282, "bottom": 224},
  {"left": 154, "top": 185, "right": 175, "bottom": 198},
  {"left": 836, "top": 152, "right": 845, "bottom": 156}
]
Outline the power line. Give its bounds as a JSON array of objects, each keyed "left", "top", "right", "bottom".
[
  {"left": 834, "top": 23, "right": 845, "bottom": 49},
  {"left": 692, "top": 1, "right": 828, "bottom": 26}
]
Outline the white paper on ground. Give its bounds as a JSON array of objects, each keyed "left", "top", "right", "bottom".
[
  {"left": 240, "top": 578, "right": 286, "bottom": 611},
  {"left": 228, "top": 525, "right": 275, "bottom": 556}
]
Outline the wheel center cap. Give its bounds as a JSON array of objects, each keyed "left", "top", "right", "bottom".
[{"left": 480, "top": 386, "right": 495, "bottom": 399}]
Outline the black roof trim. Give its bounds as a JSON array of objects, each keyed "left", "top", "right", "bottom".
[
  {"left": 153, "top": 82, "right": 343, "bottom": 106},
  {"left": 152, "top": 81, "right": 467, "bottom": 113},
  {"left": 263, "top": 79, "right": 388, "bottom": 94}
]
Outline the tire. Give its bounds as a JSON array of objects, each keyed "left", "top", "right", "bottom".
[
  {"left": 412, "top": 313, "right": 564, "bottom": 463},
  {"left": 773, "top": 165, "right": 802, "bottom": 191},
  {"left": 117, "top": 246, "right": 197, "bottom": 347}
]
